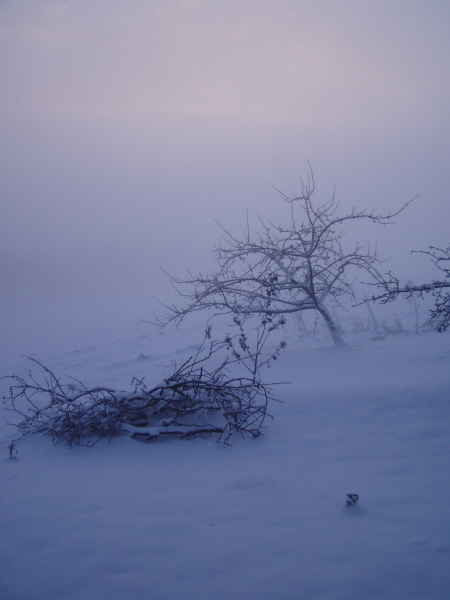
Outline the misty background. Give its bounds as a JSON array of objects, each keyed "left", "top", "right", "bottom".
[{"left": 1, "top": 0, "right": 449, "bottom": 350}]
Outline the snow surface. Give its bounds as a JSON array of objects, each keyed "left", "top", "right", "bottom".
[{"left": 1, "top": 321, "right": 450, "bottom": 600}]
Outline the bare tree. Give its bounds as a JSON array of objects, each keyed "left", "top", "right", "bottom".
[
  {"left": 159, "top": 170, "right": 413, "bottom": 345},
  {"left": 370, "top": 245, "right": 450, "bottom": 332}
]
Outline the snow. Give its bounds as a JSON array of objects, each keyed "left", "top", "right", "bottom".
[{"left": 1, "top": 319, "right": 450, "bottom": 600}]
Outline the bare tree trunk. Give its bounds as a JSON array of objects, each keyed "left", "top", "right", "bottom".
[
  {"left": 364, "top": 295, "right": 383, "bottom": 339},
  {"left": 317, "top": 304, "right": 346, "bottom": 346}
]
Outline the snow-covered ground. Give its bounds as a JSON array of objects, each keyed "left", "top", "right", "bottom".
[{"left": 1, "top": 318, "right": 449, "bottom": 600}]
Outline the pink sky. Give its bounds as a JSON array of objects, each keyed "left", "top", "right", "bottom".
[{"left": 1, "top": 0, "right": 450, "bottom": 335}]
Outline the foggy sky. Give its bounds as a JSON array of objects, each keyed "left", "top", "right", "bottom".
[{"left": 1, "top": 0, "right": 450, "bottom": 345}]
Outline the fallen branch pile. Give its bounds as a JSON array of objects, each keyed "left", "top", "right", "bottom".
[{"left": 2, "top": 335, "right": 279, "bottom": 447}]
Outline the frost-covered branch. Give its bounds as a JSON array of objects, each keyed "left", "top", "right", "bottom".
[{"left": 368, "top": 245, "right": 450, "bottom": 332}]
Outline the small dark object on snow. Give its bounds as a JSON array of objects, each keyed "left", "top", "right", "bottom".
[{"left": 346, "top": 493, "right": 359, "bottom": 506}]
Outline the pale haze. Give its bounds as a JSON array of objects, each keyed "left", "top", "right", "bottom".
[{"left": 1, "top": 0, "right": 450, "bottom": 346}]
